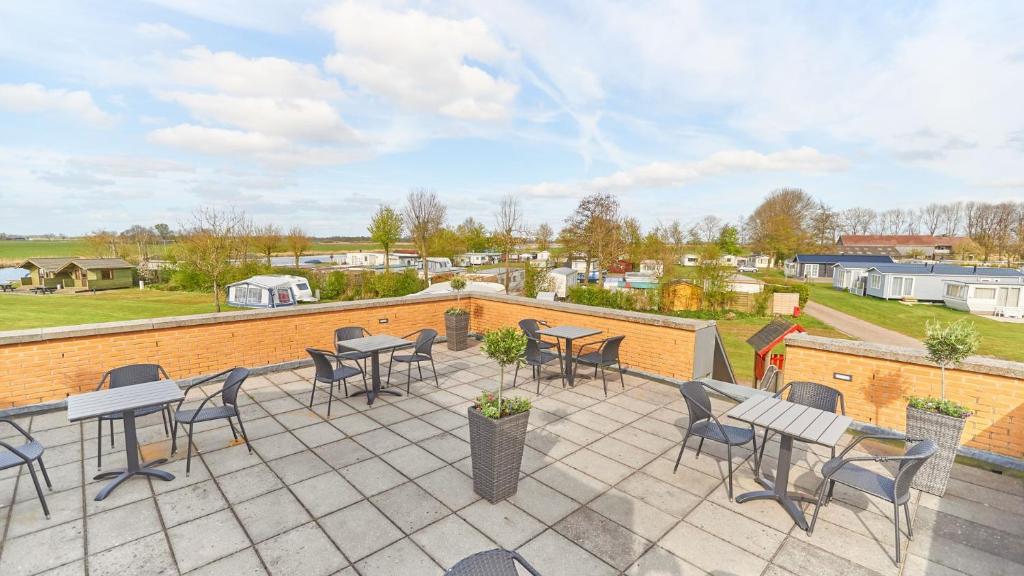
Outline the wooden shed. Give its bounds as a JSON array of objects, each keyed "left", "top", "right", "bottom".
[{"left": 663, "top": 280, "right": 702, "bottom": 311}]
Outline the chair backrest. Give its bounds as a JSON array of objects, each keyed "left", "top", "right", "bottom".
[
  {"left": 414, "top": 329, "right": 438, "bottom": 355},
  {"left": 518, "top": 319, "right": 542, "bottom": 339},
  {"left": 334, "top": 326, "right": 366, "bottom": 347},
  {"left": 104, "top": 364, "right": 167, "bottom": 389},
  {"left": 446, "top": 549, "right": 541, "bottom": 576},
  {"left": 220, "top": 367, "right": 250, "bottom": 406},
  {"left": 306, "top": 348, "right": 336, "bottom": 381},
  {"left": 894, "top": 439, "right": 937, "bottom": 500},
  {"left": 785, "top": 381, "right": 843, "bottom": 414},
  {"left": 757, "top": 365, "right": 780, "bottom": 393},
  {"left": 679, "top": 381, "right": 713, "bottom": 424},
  {"left": 600, "top": 335, "right": 625, "bottom": 363},
  {"left": 524, "top": 336, "right": 543, "bottom": 362}
]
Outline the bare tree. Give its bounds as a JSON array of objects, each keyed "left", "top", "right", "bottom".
[
  {"left": 941, "top": 201, "right": 963, "bottom": 236},
  {"left": 840, "top": 207, "right": 876, "bottom": 236},
  {"left": 493, "top": 193, "right": 524, "bottom": 291},
  {"left": 368, "top": 204, "right": 403, "bottom": 273},
  {"left": 534, "top": 222, "right": 553, "bottom": 252},
  {"left": 252, "top": 224, "right": 282, "bottom": 266},
  {"left": 285, "top": 227, "right": 312, "bottom": 266},
  {"left": 905, "top": 208, "right": 923, "bottom": 235},
  {"left": 920, "top": 204, "right": 944, "bottom": 235},
  {"left": 403, "top": 188, "right": 446, "bottom": 285},
  {"left": 174, "top": 207, "right": 247, "bottom": 312},
  {"left": 121, "top": 225, "right": 156, "bottom": 262},
  {"left": 809, "top": 201, "right": 839, "bottom": 247},
  {"left": 562, "top": 192, "right": 623, "bottom": 284},
  {"left": 691, "top": 215, "right": 722, "bottom": 244}
]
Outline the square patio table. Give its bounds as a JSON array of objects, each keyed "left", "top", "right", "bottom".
[
  {"left": 536, "top": 325, "right": 602, "bottom": 387},
  {"left": 67, "top": 379, "right": 184, "bottom": 500},
  {"left": 725, "top": 394, "right": 852, "bottom": 530},
  {"left": 336, "top": 334, "right": 412, "bottom": 405}
]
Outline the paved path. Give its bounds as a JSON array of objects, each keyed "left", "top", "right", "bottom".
[{"left": 803, "top": 301, "right": 925, "bottom": 349}]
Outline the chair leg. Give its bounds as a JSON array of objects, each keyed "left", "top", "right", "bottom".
[
  {"left": 342, "top": 378, "right": 349, "bottom": 398},
  {"left": 893, "top": 502, "right": 902, "bottom": 564},
  {"left": 327, "top": 377, "right": 336, "bottom": 417},
  {"left": 749, "top": 426, "right": 759, "bottom": 472},
  {"left": 599, "top": 365, "right": 607, "bottom": 396},
  {"left": 37, "top": 457, "right": 52, "bottom": 488},
  {"left": 227, "top": 418, "right": 238, "bottom": 440},
  {"left": 903, "top": 503, "right": 913, "bottom": 539},
  {"left": 726, "top": 444, "right": 734, "bottom": 500},
  {"left": 309, "top": 376, "right": 317, "bottom": 408},
  {"left": 417, "top": 363, "right": 423, "bottom": 380},
  {"left": 514, "top": 363, "right": 520, "bottom": 387},
  {"left": 407, "top": 362, "right": 413, "bottom": 394},
  {"left": 387, "top": 355, "right": 394, "bottom": 385},
  {"left": 109, "top": 420, "right": 115, "bottom": 447},
  {"left": 430, "top": 358, "right": 439, "bottom": 388},
  {"left": 96, "top": 418, "right": 103, "bottom": 469},
  {"left": 617, "top": 363, "right": 625, "bottom": 389},
  {"left": 25, "top": 462, "right": 49, "bottom": 518},
  {"left": 160, "top": 407, "right": 169, "bottom": 436},
  {"left": 185, "top": 423, "right": 195, "bottom": 476},
  {"left": 757, "top": 428, "right": 771, "bottom": 475},
  {"left": 536, "top": 366, "right": 542, "bottom": 395},
  {"left": 808, "top": 479, "right": 830, "bottom": 535},
  {"left": 673, "top": 430, "right": 691, "bottom": 473},
  {"left": 695, "top": 437, "right": 705, "bottom": 458},
  {"left": 235, "top": 411, "right": 253, "bottom": 454},
  {"left": 171, "top": 420, "right": 178, "bottom": 454}
]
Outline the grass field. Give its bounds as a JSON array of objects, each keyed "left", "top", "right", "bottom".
[
  {"left": 0, "top": 290, "right": 235, "bottom": 331},
  {"left": 308, "top": 241, "right": 412, "bottom": 253},
  {"left": 805, "top": 283, "right": 1024, "bottom": 362},
  {"left": 0, "top": 240, "right": 169, "bottom": 265}
]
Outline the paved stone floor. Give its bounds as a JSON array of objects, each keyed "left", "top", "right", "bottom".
[{"left": 1, "top": 343, "right": 1021, "bottom": 576}]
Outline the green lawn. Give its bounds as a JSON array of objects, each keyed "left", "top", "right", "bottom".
[
  {"left": 805, "top": 283, "right": 1024, "bottom": 362},
  {"left": 0, "top": 290, "right": 236, "bottom": 331},
  {"left": 308, "top": 241, "right": 412, "bottom": 254},
  {"left": 0, "top": 240, "right": 167, "bottom": 265}
]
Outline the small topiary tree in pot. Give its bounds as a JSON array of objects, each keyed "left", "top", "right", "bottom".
[
  {"left": 445, "top": 276, "right": 469, "bottom": 351},
  {"left": 468, "top": 327, "right": 530, "bottom": 503},
  {"left": 906, "top": 318, "right": 979, "bottom": 496}
]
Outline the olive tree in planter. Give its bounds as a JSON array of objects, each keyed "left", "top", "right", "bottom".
[
  {"left": 445, "top": 276, "right": 469, "bottom": 351},
  {"left": 468, "top": 327, "right": 530, "bottom": 503},
  {"left": 906, "top": 319, "right": 979, "bottom": 496}
]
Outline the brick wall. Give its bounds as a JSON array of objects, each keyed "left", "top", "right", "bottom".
[
  {"left": 0, "top": 293, "right": 709, "bottom": 409},
  {"left": 784, "top": 334, "right": 1024, "bottom": 459}
]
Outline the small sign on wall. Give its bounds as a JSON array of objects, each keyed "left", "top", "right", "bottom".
[{"left": 833, "top": 372, "right": 853, "bottom": 382}]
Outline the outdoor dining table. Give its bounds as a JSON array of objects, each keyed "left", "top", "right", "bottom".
[
  {"left": 536, "top": 325, "right": 602, "bottom": 387},
  {"left": 336, "top": 334, "right": 411, "bottom": 406},
  {"left": 725, "top": 394, "right": 852, "bottom": 530},
  {"left": 67, "top": 379, "right": 184, "bottom": 500}
]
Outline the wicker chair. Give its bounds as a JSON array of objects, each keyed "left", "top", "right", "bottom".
[
  {"left": 674, "top": 381, "right": 758, "bottom": 500},
  {"left": 387, "top": 329, "right": 440, "bottom": 392},
  {"left": 756, "top": 365, "right": 780, "bottom": 393},
  {"left": 518, "top": 319, "right": 557, "bottom": 352},
  {"left": 95, "top": 364, "right": 173, "bottom": 469},
  {"left": 307, "top": 348, "right": 364, "bottom": 416},
  {"left": 757, "top": 380, "right": 845, "bottom": 473},
  {"left": 0, "top": 419, "right": 52, "bottom": 517},
  {"left": 808, "top": 436, "right": 937, "bottom": 564},
  {"left": 335, "top": 326, "right": 372, "bottom": 386},
  {"left": 572, "top": 335, "right": 626, "bottom": 396},
  {"left": 446, "top": 549, "right": 542, "bottom": 576},
  {"left": 513, "top": 335, "right": 564, "bottom": 393},
  {"left": 171, "top": 367, "right": 253, "bottom": 476}
]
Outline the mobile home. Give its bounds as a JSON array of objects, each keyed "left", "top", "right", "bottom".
[
  {"left": 785, "top": 254, "right": 895, "bottom": 281},
  {"left": 548, "top": 267, "right": 578, "bottom": 299},
  {"left": 864, "top": 264, "right": 1024, "bottom": 301},
  {"left": 943, "top": 278, "right": 1024, "bottom": 315}
]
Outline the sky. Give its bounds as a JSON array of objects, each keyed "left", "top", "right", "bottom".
[{"left": 0, "top": 0, "right": 1023, "bottom": 236}]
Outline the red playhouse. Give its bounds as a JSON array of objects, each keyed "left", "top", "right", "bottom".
[{"left": 745, "top": 318, "right": 805, "bottom": 384}]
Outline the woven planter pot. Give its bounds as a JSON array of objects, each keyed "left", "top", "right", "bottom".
[
  {"left": 445, "top": 312, "right": 470, "bottom": 351},
  {"left": 906, "top": 405, "right": 967, "bottom": 497},
  {"left": 467, "top": 407, "right": 530, "bottom": 503}
]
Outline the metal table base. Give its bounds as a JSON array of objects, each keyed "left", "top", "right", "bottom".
[
  {"left": 93, "top": 409, "right": 174, "bottom": 500},
  {"left": 348, "top": 350, "right": 402, "bottom": 406},
  {"left": 735, "top": 434, "right": 816, "bottom": 529}
]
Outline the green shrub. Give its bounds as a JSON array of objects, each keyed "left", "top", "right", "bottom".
[
  {"left": 907, "top": 396, "right": 972, "bottom": 418},
  {"left": 474, "top": 392, "right": 531, "bottom": 419},
  {"left": 479, "top": 327, "right": 529, "bottom": 419},
  {"left": 567, "top": 285, "right": 637, "bottom": 310}
]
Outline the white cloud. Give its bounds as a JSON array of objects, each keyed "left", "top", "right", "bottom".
[
  {"left": 169, "top": 46, "right": 344, "bottom": 99},
  {"left": 524, "top": 147, "right": 848, "bottom": 197},
  {"left": 0, "top": 83, "right": 113, "bottom": 125},
  {"left": 316, "top": 2, "right": 517, "bottom": 120},
  {"left": 148, "top": 124, "right": 284, "bottom": 155},
  {"left": 159, "top": 91, "right": 358, "bottom": 142},
  {"left": 134, "top": 22, "right": 190, "bottom": 41}
]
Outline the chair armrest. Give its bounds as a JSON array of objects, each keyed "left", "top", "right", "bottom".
[
  {"left": 96, "top": 370, "right": 112, "bottom": 392},
  {"left": 0, "top": 418, "right": 33, "bottom": 441},
  {"left": 177, "top": 368, "right": 234, "bottom": 410},
  {"left": 837, "top": 390, "right": 846, "bottom": 415},
  {"left": 837, "top": 433, "right": 908, "bottom": 458},
  {"left": 0, "top": 439, "right": 32, "bottom": 462},
  {"left": 772, "top": 381, "right": 793, "bottom": 400},
  {"left": 574, "top": 338, "right": 608, "bottom": 354},
  {"left": 510, "top": 551, "right": 543, "bottom": 576}
]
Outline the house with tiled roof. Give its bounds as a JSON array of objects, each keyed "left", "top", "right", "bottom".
[
  {"left": 18, "top": 257, "right": 135, "bottom": 290},
  {"left": 837, "top": 234, "right": 968, "bottom": 258}
]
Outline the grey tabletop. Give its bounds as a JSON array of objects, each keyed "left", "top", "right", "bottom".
[
  {"left": 537, "top": 325, "right": 602, "bottom": 340},
  {"left": 338, "top": 334, "right": 412, "bottom": 353},
  {"left": 726, "top": 395, "right": 853, "bottom": 448},
  {"left": 67, "top": 380, "right": 184, "bottom": 422}
]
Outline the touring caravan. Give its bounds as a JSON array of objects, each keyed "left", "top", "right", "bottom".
[{"left": 226, "top": 275, "right": 316, "bottom": 308}]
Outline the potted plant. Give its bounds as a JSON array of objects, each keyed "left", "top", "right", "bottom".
[
  {"left": 468, "top": 327, "right": 531, "bottom": 503},
  {"left": 445, "top": 276, "right": 469, "bottom": 351},
  {"left": 906, "top": 318, "right": 979, "bottom": 496}
]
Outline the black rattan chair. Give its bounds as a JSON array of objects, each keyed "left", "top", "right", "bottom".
[
  {"left": 387, "top": 329, "right": 439, "bottom": 392},
  {"left": 171, "top": 367, "right": 252, "bottom": 476},
  {"left": 808, "top": 436, "right": 937, "bottom": 564},
  {"left": 757, "top": 381, "right": 846, "bottom": 473},
  {"left": 572, "top": 335, "right": 625, "bottom": 396},
  {"left": 756, "top": 364, "right": 780, "bottom": 393},
  {"left": 446, "top": 549, "right": 542, "bottom": 576},
  {"left": 674, "top": 381, "right": 758, "bottom": 500},
  {"left": 0, "top": 419, "right": 52, "bottom": 517},
  {"left": 518, "top": 319, "right": 557, "bottom": 352},
  {"left": 335, "top": 326, "right": 372, "bottom": 386},
  {"left": 95, "top": 364, "right": 173, "bottom": 469},
  {"left": 514, "top": 335, "right": 564, "bottom": 394},
  {"left": 307, "top": 348, "right": 364, "bottom": 416}
]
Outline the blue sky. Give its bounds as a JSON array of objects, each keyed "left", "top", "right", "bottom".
[{"left": 1, "top": 0, "right": 1022, "bottom": 236}]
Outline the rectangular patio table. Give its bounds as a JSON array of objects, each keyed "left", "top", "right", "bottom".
[
  {"left": 337, "top": 334, "right": 411, "bottom": 406},
  {"left": 67, "top": 379, "right": 184, "bottom": 500},
  {"left": 536, "top": 325, "right": 602, "bottom": 387},
  {"left": 725, "top": 394, "right": 852, "bottom": 530}
]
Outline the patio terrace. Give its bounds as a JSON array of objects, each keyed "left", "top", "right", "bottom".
[{"left": 1, "top": 343, "right": 1020, "bottom": 576}]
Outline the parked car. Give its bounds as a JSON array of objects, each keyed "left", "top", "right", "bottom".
[{"left": 738, "top": 265, "right": 759, "bottom": 273}]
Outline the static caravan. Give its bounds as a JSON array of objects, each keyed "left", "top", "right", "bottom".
[
  {"left": 639, "top": 259, "right": 664, "bottom": 276},
  {"left": 943, "top": 278, "right": 1024, "bottom": 315},
  {"left": 785, "top": 254, "right": 895, "bottom": 281},
  {"left": 832, "top": 262, "right": 875, "bottom": 293},
  {"left": 346, "top": 252, "right": 389, "bottom": 267},
  {"left": 466, "top": 267, "right": 525, "bottom": 291},
  {"left": 865, "top": 264, "right": 1024, "bottom": 301},
  {"left": 680, "top": 254, "right": 701, "bottom": 267},
  {"left": 548, "top": 267, "right": 578, "bottom": 299},
  {"left": 457, "top": 252, "right": 501, "bottom": 266}
]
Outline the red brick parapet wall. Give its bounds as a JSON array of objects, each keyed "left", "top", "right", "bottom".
[
  {"left": 784, "top": 334, "right": 1024, "bottom": 459},
  {"left": 0, "top": 292, "right": 712, "bottom": 409}
]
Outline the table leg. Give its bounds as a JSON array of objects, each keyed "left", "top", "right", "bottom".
[
  {"left": 93, "top": 408, "right": 174, "bottom": 501},
  {"left": 734, "top": 434, "right": 813, "bottom": 530},
  {"left": 564, "top": 337, "right": 575, "bottom": 387},
  {"left": 350, "top": 350, "right": 402, "bottom": 406}
]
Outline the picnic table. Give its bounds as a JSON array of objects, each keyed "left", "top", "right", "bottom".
[
  {"left": 0, "top": 283, "right": 15, "bottom": 292},
  {"left": 725, "top": 394, "right": 852, "bottom": 530},
  {"left": 29, "top": 286, "right": 56, "bottom": 294},
  {"left": 336, "top": 334, "right": 412, "bottom": 405},
  {"left": 536, "top": 325, "right": 603, "bottom": 387},
  {"left": 67, "top": 380, "right": 184, "bottom": 500}
]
